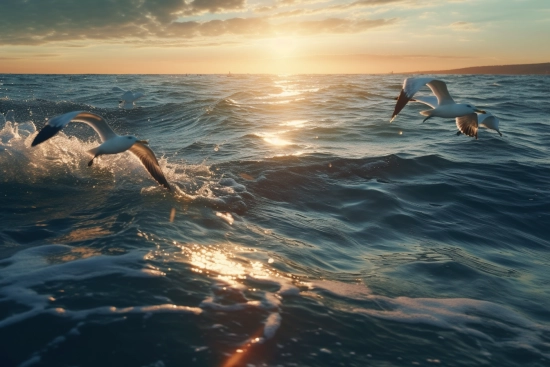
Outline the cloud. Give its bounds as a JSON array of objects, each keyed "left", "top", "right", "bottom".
[
  {"left": 31, "top": 54, "right": 60, "bottom": 58},
  {"left": 271, "top": 9, "right": 308, "bottom": 18},
  {"left": 449, "top": 21, "right": 479, "bottom": 31},
  {"left": 185, "top": 0, "right": 246, "bottom": 14},
  {"left": 282, "top": 17, "right": 397, "bottom": 35},
  {"left": 165, "top": 16, "right": 396, "bottom": 38},
  {"left": 0, "top": 0, "right": 248, "bottom": 45},
  {"left": 0, "top": 0, "right": 397, "bottom": 45}
]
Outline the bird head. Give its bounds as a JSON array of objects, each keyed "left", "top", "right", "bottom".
[{"left": 478, "top": 113, "right": 502, "bottom": 136}]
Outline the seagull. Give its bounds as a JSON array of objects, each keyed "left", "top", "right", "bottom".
[
  {"left": 406, "top": 95, "right": 502, "bottom": 139},
  {"left": 31, "top": 111, "right": 170, "bottom": 190},
  {"left": 391, "top": 77, "right": 486, "bottom": 128},
  {"left": 112, "top": 87, "right": 144, "bottom": 109}
]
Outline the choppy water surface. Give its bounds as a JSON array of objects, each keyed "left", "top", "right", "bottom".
[{"left": 0, "top": 74, "right": 549, "bottom": 367}]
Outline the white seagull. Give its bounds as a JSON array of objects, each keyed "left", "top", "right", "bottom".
[
  {"left": 112, "top": 87, "right": 145, "bottom": 109},
  {"left": 391, "top": 78, "right": 489, "bottom": 137},
  {"left": 407, "top": 95, "right": 502, "bottom": 139},
  {"left": 31, "top": 111, "right": 170, "bottom": 190}
]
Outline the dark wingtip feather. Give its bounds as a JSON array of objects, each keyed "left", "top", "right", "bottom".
[
  {"left": 391, "top": 89, "right": 411, "bottom": 122},
  {"left": 31, "top": 125, "right": 62, "bottom": 146},
  {"left": 455, "top": 113, "right": 478, "bottom": 139},
  {"left": 156, "top": 173, "right": 171, "bottom": 191}
]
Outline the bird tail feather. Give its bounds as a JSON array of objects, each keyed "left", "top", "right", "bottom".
[{"left": 87, "top": 147, "right": 100, "bottom": 157}]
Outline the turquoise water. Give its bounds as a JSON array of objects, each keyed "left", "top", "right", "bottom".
[{"left": 0, "top": 74, "right": 549, "bottom": 367}]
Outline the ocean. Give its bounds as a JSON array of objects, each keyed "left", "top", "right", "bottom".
[{"left": 0, "top": 74, "right": 549, "bottom": 367}]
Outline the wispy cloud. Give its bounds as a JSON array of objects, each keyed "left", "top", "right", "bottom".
[
  {"left": 0, "top": 0, "right": 398, "bottom": 46},
  {"left": 0, "top": 0, "right": 249, "bottom": 45},
  {"left": 449, "top": 21, "right": 479, "bottom": 31},
  {"left": 165, "top": 16, "right": 396, "bottom": 38}
]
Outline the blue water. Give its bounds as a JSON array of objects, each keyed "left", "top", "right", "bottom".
[{"left": 0, "top": 74, "right": 549, "bottom": 367}]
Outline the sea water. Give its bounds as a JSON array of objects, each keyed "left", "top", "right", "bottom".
[{"left": 0, "top": 74, "right": 549, "bottom": 367}]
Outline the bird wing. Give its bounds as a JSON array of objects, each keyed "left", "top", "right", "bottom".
[
  {"left": 131, "top": 92, "right": 144, "bottom": 101},
  {"left": 410, "top": 95, "right": 439, "bottom": 109},
  {"left": 455, "top": 113, "right": 478, "bottom": 139},
  {"left": 31, "top": 111, "right": 117, "bottom": 146},
  {"left": 391, "top": 77, "right": 436, "bottom": 122},
  {"left": 121, "top": 91, "right": 144, "bottom": 102},
  {"left": 128, "top": 142, "right": 171, "bottom": 191},
  {"left": 426, "top": 80, "right": 455, "bottom": 106}
]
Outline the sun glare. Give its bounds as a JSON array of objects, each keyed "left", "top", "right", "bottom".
[{"left": 263, "top": 36, "right": 298, "bottom": 58}]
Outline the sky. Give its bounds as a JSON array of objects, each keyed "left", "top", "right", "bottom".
[{"left": 0, "top": 0, "right": 549, "bottom": 74}]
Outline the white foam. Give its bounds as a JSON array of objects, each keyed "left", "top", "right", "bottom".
[
  {"left": 0, "top": 245, "right": 200, "bottom": 329},
  {"left": 167, "top": 243, "right": 296, "bottom": 350},
  {"left": 310, "top": 280, "right": 550, "bottom": 359},
  {"left": 216, "top": 212, "right": 234, "bottom": 225},
  {"left": 263, "top": 312, "right": 281, "bottom": 340}
]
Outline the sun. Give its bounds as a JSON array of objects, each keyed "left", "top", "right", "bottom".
[{"left": 263, "top": 36, "right": 299, "bottom": 59}]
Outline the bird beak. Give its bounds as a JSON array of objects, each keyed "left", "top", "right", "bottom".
[
  {"left": 137, "top": 140, "right": 149, "bottom": 145},
  {"left": 475, "top": 109, "right": 486, "bottom": 114}
]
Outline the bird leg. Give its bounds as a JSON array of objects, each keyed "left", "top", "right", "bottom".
[
  {"left": 422, "top": 115, "right": 433, "bottom": 123},
  {"left": 88, "top": 155, "right": 98, "bottom": 167}
]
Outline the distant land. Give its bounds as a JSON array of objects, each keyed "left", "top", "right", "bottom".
[{"left": 409, "top": 62, "right": 550, "bottom": 75}]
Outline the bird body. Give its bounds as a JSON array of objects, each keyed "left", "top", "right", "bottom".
[
  {"left": 88, "top": 135, "right": 140, "bottom": 157},
  {"left": 420, "top": 103, "right": 483, "bottom": 120},
  {"left": 31, "top": 111, "right": 170, "bottom": 190}
]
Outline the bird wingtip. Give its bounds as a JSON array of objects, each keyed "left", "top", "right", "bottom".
[{"left": 31, "top": 125, "right": 62, "bottom": 146}]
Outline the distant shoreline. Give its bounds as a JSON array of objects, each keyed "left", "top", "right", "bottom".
[
  {"left": 407, "top": 62, "right": 550, "bottom": 75},
  {"left": 1, "top": 61, "right": 549, "bottom": 75}
]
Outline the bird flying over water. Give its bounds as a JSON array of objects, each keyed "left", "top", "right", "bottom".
[
  {"left": 406, "top": 94, "right": 502, "bottom": 139},
  {"left": 391, "top": 78, "right": 494, "bottom": 139},
  {"left": 112, "top": 87, "right": 144, "bottom": 109},
  {"left": 31, "top": 111, "right": 170, "bottom": 190}
]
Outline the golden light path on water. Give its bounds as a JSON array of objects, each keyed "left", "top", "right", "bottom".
[
  {"left": 173, "top": 242, "right": 294, "bottom": 367},
  {"left": 211, "top": 78, "right": 314, "bottom": 365},
  {"left": 253, "top": 80, "right": 313, "bottom": 150},
  {"left": 181, "top": 243, "right": 274, "bottom": 283}
]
